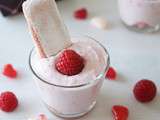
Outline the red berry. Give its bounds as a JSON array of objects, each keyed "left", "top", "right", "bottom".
[
  {"left": 105, "top": 67, "right": 117, "bottom": 80},
  {"left": 55, "top": 49, "right": 85, "bottom": 76},
  {"left": 0, "top": 91, "right": 18, "bottom": 112},
  {"left": 133, "top": 79, "right": 157, "bottom": 103},
  {"left": 74, "top": 8, "right": 88, "bottom": 20},
  {"left": 38, "top": 114, "right": 48, "bottom": 120},
  {"left": 2, "top": 64, "right": 17, "bottom": 78},
  {"left": 112, "top": 105, "right": 129, "bottom": 120}
]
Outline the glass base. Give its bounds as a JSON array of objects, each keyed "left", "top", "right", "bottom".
[
  {"left": 122, "top": 21, "right": 160, "bottom": 33},
  {"left": 45, "top": 101, "right": 96, "bottom": 118}
]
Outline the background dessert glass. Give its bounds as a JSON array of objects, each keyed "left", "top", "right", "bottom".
[
  {"left": 118, "top": 0, "right": 160, "bottom": 33},
  {"left": 29, "top": 36, "right": 110, "bottom": 118}
]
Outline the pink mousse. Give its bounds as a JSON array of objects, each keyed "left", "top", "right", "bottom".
[
  {"left": 118, "top": 0, "right": 160, "bottom": 27},
  {"left": 30, "top": 37, "right": 109, "bottom": 116},
  {"left": 31, "top": 38, "right": 108, "bottom": 86}
]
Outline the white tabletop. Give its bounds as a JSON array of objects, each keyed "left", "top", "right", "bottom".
[{"left": 0, "top": 0, "right": 160, "bottom": 120}]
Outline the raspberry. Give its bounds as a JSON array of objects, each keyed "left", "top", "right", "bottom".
[
  {"left": 133, "top": 79, "right": 157, "bottom": 103},
  {"left": 2, "top": 64, "right": 17, "bottom": 78},
  {"left": 55, "top": 49, "right": 84, "bottom": 76},
  {"left": 0, "top": 91, "right": 18, "bottom": 112},
  {"left": 112, "top": 105, "right": 129, "bottom": 120},
  {"left": 38, "top": 114, "right": 48, "bottom": 120},
  {"left": 105, "top": 67, "right": 117, "bottom": 80},
  {"left": 74, "top": 8, "right": 88, "bottom": 20}
]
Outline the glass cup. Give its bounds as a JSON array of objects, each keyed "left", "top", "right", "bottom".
[
  {"left": 29, "top": 36, "right": 110, "bottom": 118},
  {"left": 118, "top": 0, "right": 160, "bottom": 33}
]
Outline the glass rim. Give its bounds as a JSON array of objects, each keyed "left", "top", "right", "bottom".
[
  {"left": 144, "top": 0, "right": 160, "bottom": 3},
  {"left": 29, "top": 36, "right": 110, "bottom": 88},
  {"left": 118, "top": 0, "right": 160, "bottom": 3}
]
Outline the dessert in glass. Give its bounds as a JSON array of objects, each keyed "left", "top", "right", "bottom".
[
  {"left": 118, "top": 0, "right": 160, "bottom": 32},
  {"left": 29, "top": 36, "right": 109, "bottom": 118},
  {"left": 23, "top": 0, "right": 110, "bottom": 118}
]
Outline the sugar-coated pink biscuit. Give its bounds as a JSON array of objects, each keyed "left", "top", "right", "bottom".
[
  {"left": 31, "top": 27, "right": 47, "bottom": 58},
  {"left": 23, "top": 0, "right": 72, "bottom": 58}
]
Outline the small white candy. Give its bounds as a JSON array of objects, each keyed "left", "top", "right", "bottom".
[
  {"left": 28, "top": 118, "right": 36, "bottom": 120},
  {"left": 90, "top": 17, "right": 108, "bottom": 30}
]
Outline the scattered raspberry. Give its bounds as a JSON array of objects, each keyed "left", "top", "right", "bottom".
[
  {"left": 38, "top": 114, "right": 48, "bottom": 120},
  {"left": 112, "top": 105, "right": 129, "bottom": 120},
  {"left": 74, "top": 8, "right": 88, "bottom": 20},
  {"left": 55, "top": 49, "right": 85, "bottom": 76},
  {"left": 0, "top": 91, "right": 18, "bottom": 112},
  {"left": 105, "top": 67, "right": 117, "bottom": 80},
  {"left": 2, "top": 64, "right": 17, "bottom": 78},
  {"left": 133, "top": 79, "right": 157, "bottom": 103}
]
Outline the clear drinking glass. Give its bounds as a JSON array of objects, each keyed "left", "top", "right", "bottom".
[
  {"left": 118, "top": 0, "right": 160, "bottom": 33},
  {"left": 29, "top": 36, "right": 110, "bottom": 118}
]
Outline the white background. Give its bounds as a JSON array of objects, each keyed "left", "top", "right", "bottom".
[{"left": 0, "top": 0, "right": 160, "bottom": 119}]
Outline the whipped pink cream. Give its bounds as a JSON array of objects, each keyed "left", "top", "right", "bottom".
[
  {"left": 118, "top": 0, "right": 160, "bottom": 28},
  {"left": 30, "top": 37, "right": 109, "bottom": 117},
  {"left": 31, "top": 38, "right": 108, "bottom": 86}
]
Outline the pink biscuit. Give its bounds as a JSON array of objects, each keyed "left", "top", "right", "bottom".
[{"left": 23, "top": 0, "right": 72, "bottom": 58}]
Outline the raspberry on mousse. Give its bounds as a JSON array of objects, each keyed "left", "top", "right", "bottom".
[{"left": 55, "top": 49, "right": 85, "bottom": 76}]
